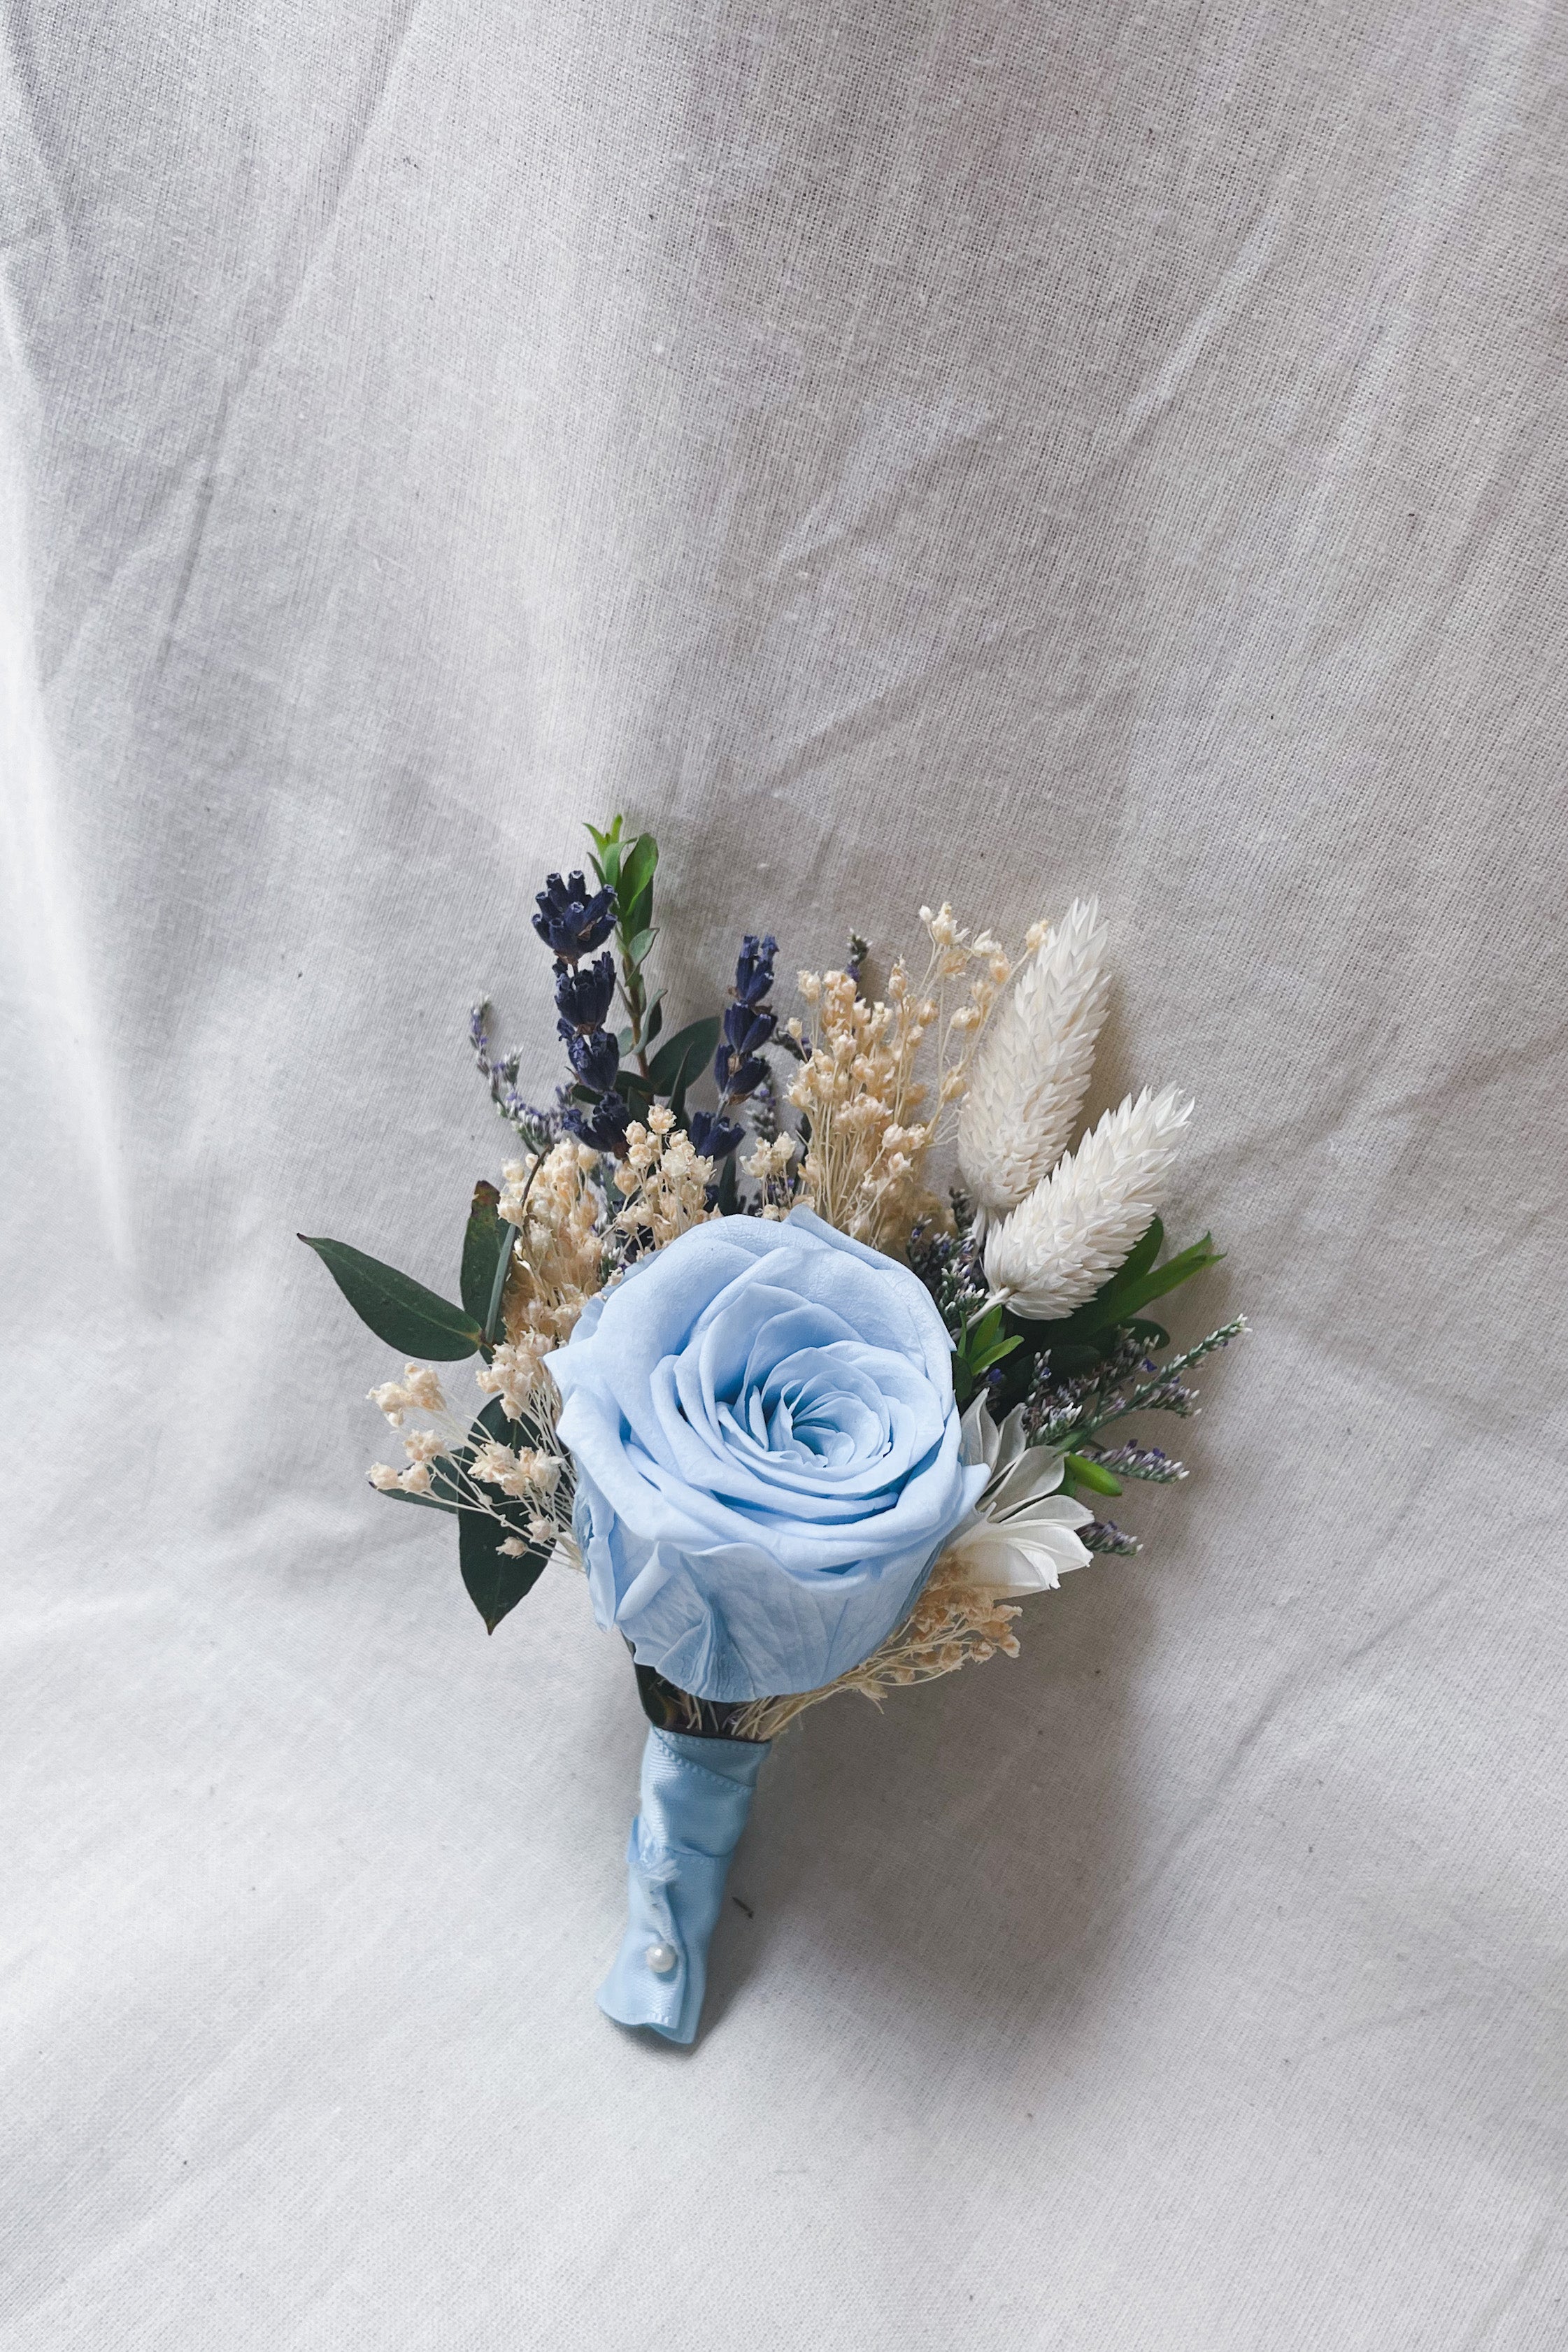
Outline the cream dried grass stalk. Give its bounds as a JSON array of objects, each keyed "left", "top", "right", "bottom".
[
  {"left": 957, "top": 897, "right": 1110, "bottom": 1220},
  {"left": 982, "top": 1083, "right": 1194, "bottom": 1320}
]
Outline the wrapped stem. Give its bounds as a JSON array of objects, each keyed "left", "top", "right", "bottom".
[{"left": 598, "top": 1727, "right": 770, "bottom": 2044}]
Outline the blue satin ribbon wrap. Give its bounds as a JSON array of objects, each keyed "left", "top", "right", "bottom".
[{"left": 598, "top": 1727, "right": 770, "bottom": 2044}]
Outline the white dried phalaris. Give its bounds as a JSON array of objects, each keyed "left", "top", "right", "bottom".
[
  {"left": 957, "top": 897, "right": 1109, "bottom": 1222},
  {"left": 983, "top": 1084, "right": 1193, "bottom": 1320}
]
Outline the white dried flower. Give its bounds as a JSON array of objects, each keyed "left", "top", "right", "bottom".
[
  {"left": 983, "top": 1085, "right": 1194, "bottom": 1319},
  {"left": 367, "top": 1380, "right": 407, "bottom": 1426},
  {"left": 368, "top": 1463, "right": 401, "bottom": 1490},
  {"left": 957, "top": 898, "right": 1110, "bottom": 1220},
  {"left": 943, "top": 1399, "right": 1094, "bottom": 1592}
]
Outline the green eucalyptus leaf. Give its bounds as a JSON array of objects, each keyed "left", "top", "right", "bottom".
[
  {"left": 646, "top": 1014, "right": 721, "bottom": 1099},
  {"left": 459, "top": 1509, "right": 548, "bottom": 1633},
  {"left": 626, "top": 927, "right": 658, "bottom": 967},
  {"left": 644, "top": 997, "right": 664, "bottom": 1044},
  {"left": 459, "top": 1180, "right": 506, "bottom": 1325},
  {"left": 299, "top": 1236, "right": 483, "bottom": 1360}
]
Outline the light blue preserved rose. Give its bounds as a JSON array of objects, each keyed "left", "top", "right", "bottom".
[{"left": 547, "top": 1206, "right": 986, "bottom": 1703}]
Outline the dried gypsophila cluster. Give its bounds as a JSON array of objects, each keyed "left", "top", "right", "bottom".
[
  {"left": 787, "top": 903, "right": 1012, "bottom": 1255},
  {"left": 742, "top": 1129, "right": 799, "bottom": 1220},
  {"left": 732, "top": 1551, "right": 1022, "bottom": 1743},
  {"left": 611, "top": 1108, "right": 715, "bottom": 1249},
  {"left": 361, "top": 1135, "right": 611, "bottom": 1553},
  {"left": 365, "top": 1364, "right": 578, "bottom": 1558},
  {"left": 480, "top": 1137, "right": 609, "bottom": 1415}
]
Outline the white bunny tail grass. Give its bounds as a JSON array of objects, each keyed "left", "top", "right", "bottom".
[
  {"left": 983, "top": 1085, "right": 1194, "bottom": 1320},
  {"left": 956, "top": 897, "right": 1110, "bottom": 1220}
]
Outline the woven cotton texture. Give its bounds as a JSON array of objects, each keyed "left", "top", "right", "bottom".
[{"left": 3, "top": 5, "right": 1567, "bottom": 2349}]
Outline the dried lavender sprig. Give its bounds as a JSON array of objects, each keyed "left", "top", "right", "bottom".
[
  {"left": 908, "top": 1211, "right": 988, "bottom": 1346},
  {"left": 469, "top": 1002, "right": 560, "bottom": 1148},
  {"left": 750, "top": 1071, "right": 782, "bottom": 1144},
  {"left": 1019, "top": 1327, "right": 1153, "bottom": 1444},
  {"left": 1084, "top": 1441, "right": 1188, "bottom": 1483},
  {"left": 1082, "top": 1518, "right": 1141, "bottom": 1557},
  {"left": 1084, "top": 1316, "right": 1247, "bottom": 1436}
]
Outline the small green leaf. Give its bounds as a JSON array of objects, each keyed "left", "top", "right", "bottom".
[
  {"left": 618, "top": 832, "right": 658, "bottom": 913},
  {"left": 1092, "top": 1236, "right": 1220, "bottom": 1327},
  {"left": 299, "top": 1236, "right": 483, "bottom": 1360},
  {"left": 644, "top": 996, "right": 664, "bottom": 1044},
  {"left": 646, "top": 1014, "right": 721, "bottom": 1099},
  {"left": 1064, "top": 1451, "right": 1122, "bottom": 1496},
  {"left": 585, "top": 814, "right": 624, "bottom": 888},
  {"left": 626, "top": 927, "right": 657, "bottom": 968},
  {"left": 715, "top": 1151, "right": 739, "bottom": 1213},
  {"left": 1115, "top": 1217, "right": 1164, "bottom": 1293},
  {"left": 459, "top": 1180, "right": 506, "bottom": 1324},
  {"left": 971, "top": 1332, "right": 1023, "bottom": 1375},
  {"left": 459, "top": 1509, "right": 548, "bottom": 1633}
]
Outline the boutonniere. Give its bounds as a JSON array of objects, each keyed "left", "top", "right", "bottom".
[{"left": 304, "top": 820, "right": 1242, "bottom": 2042}]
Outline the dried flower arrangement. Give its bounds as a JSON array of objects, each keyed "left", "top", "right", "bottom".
[{"left": 303, "top": 818, "right": 1241, "bottom": 2041}]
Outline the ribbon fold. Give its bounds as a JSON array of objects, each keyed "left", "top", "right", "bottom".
[{"left": 597, "top": 1727, "right": 770, "bottom": 2044}]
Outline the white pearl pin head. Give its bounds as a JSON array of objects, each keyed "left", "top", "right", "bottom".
[{"left": 644, "top": 1939, "right": 679, "bottom": 1976}]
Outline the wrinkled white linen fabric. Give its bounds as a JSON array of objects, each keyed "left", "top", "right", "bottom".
[{"left": 3, "top": 3, "right": 1565, "bottom": 2346}]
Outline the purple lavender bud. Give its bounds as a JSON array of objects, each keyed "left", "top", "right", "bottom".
[
  {"left": 732, "top": 933, "right": 777, "bottom": 1006},
  {"left": 722, "top": 1002, "right": 776, "bottom": 1057},
  {"left": 533, "top": 871, "right": 618, "bottom": 961},
  {"left": 554, "top": 951, "right": 616, "bottom": 1031},
  {"left": 689, "top": 1109, "right": 745, "bottom": 1160},
  {"left": 567, "top": 1027, "right": 621, "bottom": 1092},
  {"left": 713, "top": 1046, "right": 769, "bottom": 1099},
  {"left": 563, "top": 1090, "right": 631, "bottom": 1153}
]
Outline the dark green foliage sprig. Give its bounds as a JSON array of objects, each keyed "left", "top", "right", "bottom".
[
  {"left": 911, "top": 1202, "right": 1241, "bottom": 1526},
  {"left": 298, "top": 1234, "right": 487, "bottom": 1361},
  {"left": 585, "top": 815, "right": 662, "bottom": 1076},
  {"left": 300, "top": 1183, "right": 555, "bottom": 1633},
  {"left": 950, "top": 1302, "right": 1022, "bottom": 1409},
  {"left": 308, "top": 815, "right": 795, "bottom": 1639}
]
